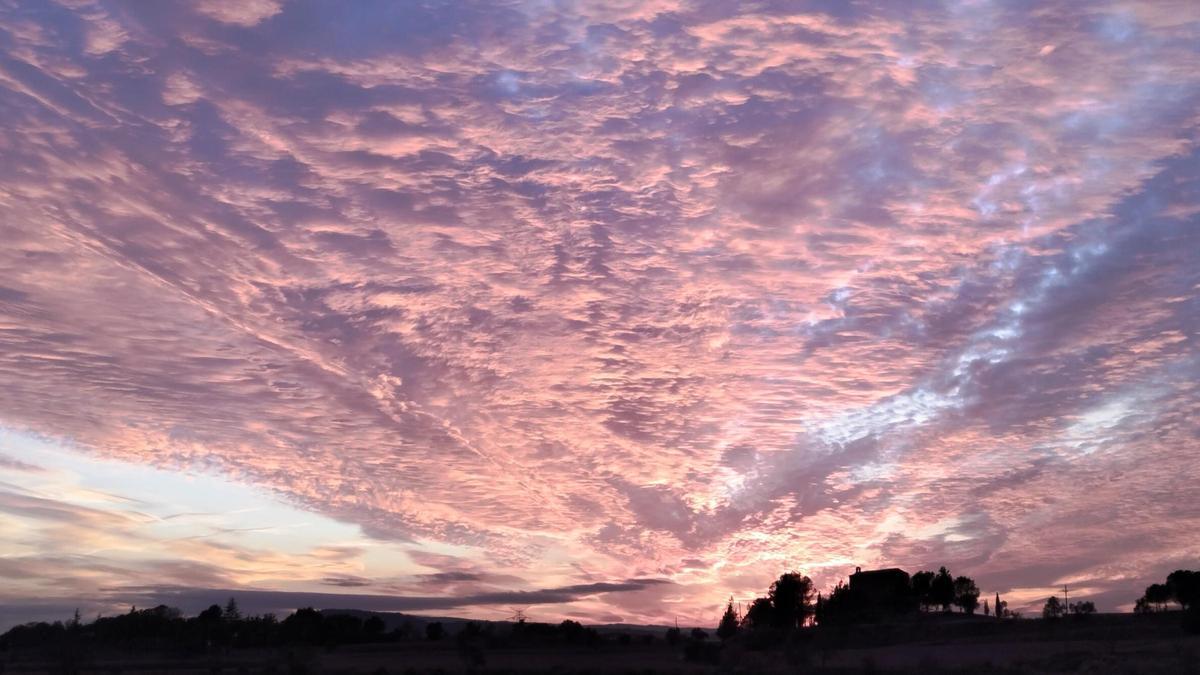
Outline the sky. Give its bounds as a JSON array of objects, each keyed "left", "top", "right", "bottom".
[{"left": 0, "top": 0, "right": 1198, "bottom": 630}]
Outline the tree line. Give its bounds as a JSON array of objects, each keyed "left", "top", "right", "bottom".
[
  {"left": 3, "top": 567, "right": 1196, "bottom": 663},
  {"left": 1134, "top": 570, "right": 1198, "bottom": 614},
  {"left": 0, "top": 600, "right": 621, "bottom": 656},
  {"left": 710, "top": 565, "right": 999, "bottom": 641},
  {"left": 0, "top": 601, "right": 389, "bottom": 654},
  {"left": 1132, "top": 569, "right": 1200, "bottom": 633}
]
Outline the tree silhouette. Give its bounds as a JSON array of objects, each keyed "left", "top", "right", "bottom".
[
  {"left": 930, "top": 567, "right": 955, "bottom": 612},
  {"left": 557, "top": 620, "right": 598, "bottom": 646},
  {"left": 953, "top": 576, "right": 980, "bottom": 614},
  {"left": 766, "top": 572, "right": 815, "bottom": 629},
  {"left": 281, "top": 607, "right": 322, "bottom": 643},
  {"left": 1167, "top": 570, "right": 1199, "bottom": 610},
  {"left": 716, "top": 598, "right": 739, "bottom": 641},
  {"left": 425, "top": 622, "right": 445, "bottom": 641},
  {"left": 1144, "top": 583, "right": 1172, "bottom": 611},
  {"left": 1042, "top": 596, "right": 1064, "bottom": 619},
  {"left": 1069, "top": 601, "right": 1096, "bottom": 617},
  {"left": 742, "top": 596, "right": 775, "bottom": 629},
  {"left": 1135, "top": 569, "right": 1198, "bottom": 615},
  {"left": 223, "top": 597, "right": 241, "bottom": 621},
  {"left": 815, "top": 581, "right": 855, "bottom": 625},
  {"left": 911, "top": 570, "right": 934, "bottom": 611}
]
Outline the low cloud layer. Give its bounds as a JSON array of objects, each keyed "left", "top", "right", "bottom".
[
  {"left": 122, "top": 580, "right": 672, "bottom": 616},
  {"left": 0, "top": 0, "right": 1197, "bottom": 625},
  {"left": 0, "top": 580, "right": 669, "bottom": 629}
]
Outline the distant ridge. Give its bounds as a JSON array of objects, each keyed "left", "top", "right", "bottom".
[{"left": 319, "top": 608, "right": 677, "bottom": 635}]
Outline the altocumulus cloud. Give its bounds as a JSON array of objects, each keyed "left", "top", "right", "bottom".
[{"left": 0, "top": 0, "right": 1197, "bottom": 625}]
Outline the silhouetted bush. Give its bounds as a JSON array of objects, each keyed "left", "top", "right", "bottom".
[
  {"left": 555, "top": 619, "right": 598, "bottom": 646},
  {"left": 814, "top": 582, "right": 860, "bottom": 626},
  {"left": 742, "top": 596, "right": 775, "bottom": 629},
  {"left": 281, "top": 608, "right": 324, "bottom": 644},
  {"left": 1069, "top": 601, "right": 1096, "bottom": 618}
]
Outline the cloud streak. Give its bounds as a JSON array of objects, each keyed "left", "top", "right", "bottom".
[{"left": 116, "top": 579, "right": 672, "bottom": 616}]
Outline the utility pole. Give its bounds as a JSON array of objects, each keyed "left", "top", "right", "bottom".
[{"left": 1063, "top": 585, "right": 1069, "bottom": 613}]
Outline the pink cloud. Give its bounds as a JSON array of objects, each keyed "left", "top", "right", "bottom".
[
  {"left": 0, "top": 0, "right": 1197, "bottom": 625},
  {"left": 194, "top": 0, "right": 283, "bottom": 27}
]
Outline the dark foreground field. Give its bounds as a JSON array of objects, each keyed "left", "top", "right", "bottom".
[{"left": 3, "top": 613, "right": 1197, "bottom": 674}]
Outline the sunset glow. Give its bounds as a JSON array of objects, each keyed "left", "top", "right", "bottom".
[{"left": 1, "top": 0, "right": 1198, "bottom": 630}]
